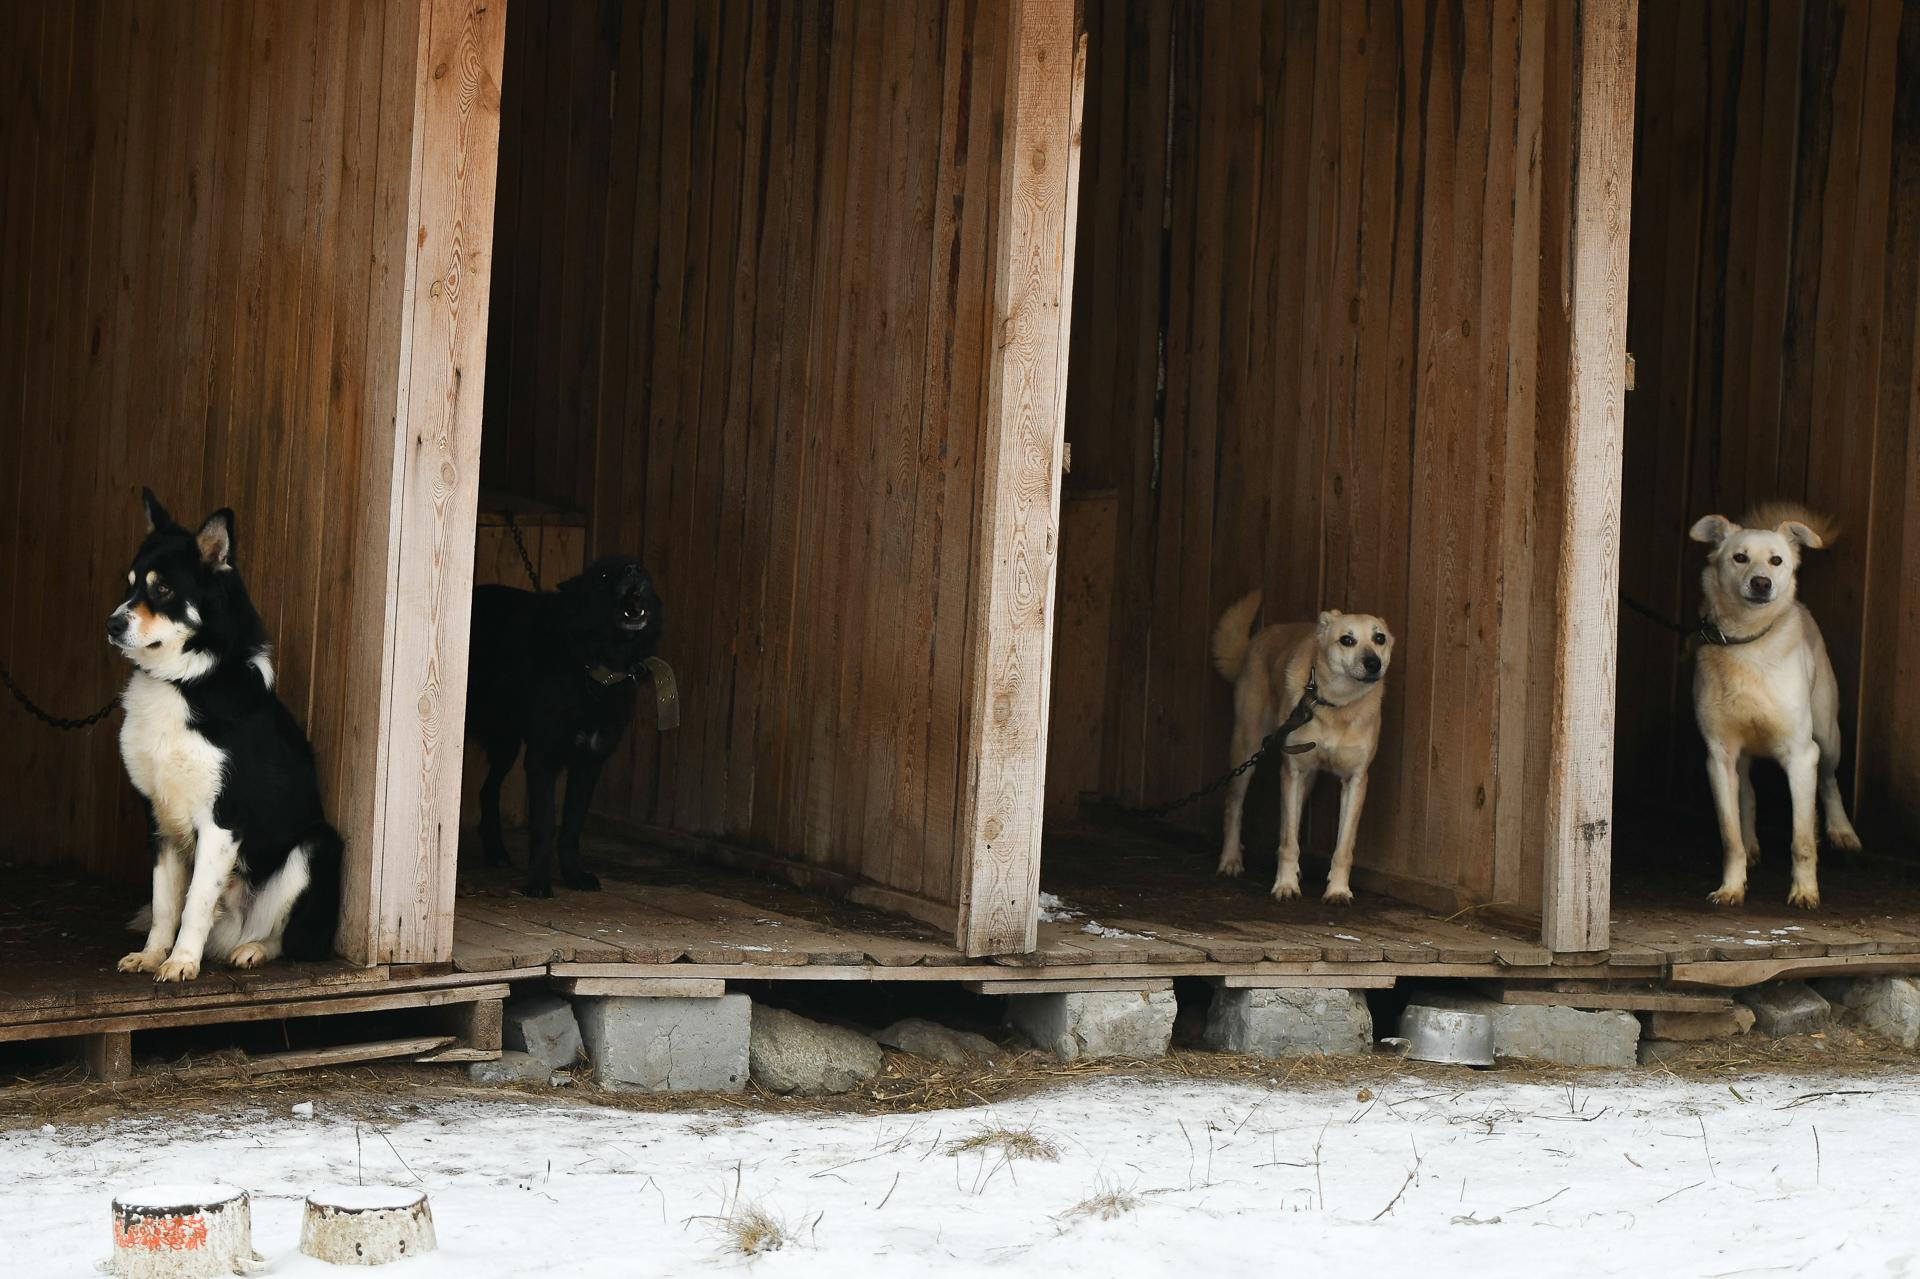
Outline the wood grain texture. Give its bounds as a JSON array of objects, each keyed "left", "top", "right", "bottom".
[
  {"left": 1540, "top": 0, "right": 1637, "bottom": 953},
  {"left": 361, "top": 0, "right": 508, "bottom": 965},
  {"left": 956, "top": 0, "right": 1083, "bottom": 955}
]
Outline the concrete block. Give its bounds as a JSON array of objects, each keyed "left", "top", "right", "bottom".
[
  {"left": 874, "top": 1019, "right": 1003, "bottom": 1069},
  {"left": 1421, "top": 993, "right": 1639, "bottom": 1067},
  {"left": 502, "top": 994, "right": 583, "bottom": 1070},
  {"left": 1201, "top": 986, "right": 1373, "bottom": 1058},
  {"left": 576, "top": 994, "right": 751, "bottom": 1092},
  {"left": 1008, "top": 990, "right": 1176, "bottom": 1062},
  {"left": 1735, "top": 982, "right": 1831, "bottom": 1038},
  {"left": 1643, "top": 1006, "right": 1755, "bottom": 1042},
  {"left": 467, "top": 1051, "right": 556, "bottom": 1086},
  {"left": 1824, "top": 976, "right": 1920, "bottom": 1048},
  {"left": 749, "top": 1005, "right": 884, "bottom": 1097}
]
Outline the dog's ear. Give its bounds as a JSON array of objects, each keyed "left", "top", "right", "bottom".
[
  {"left": 196, "top": 509, "right": 236, "bottom": 570},
  {"left": 1779, "top": 519, "right": 1823, "bottom": 550},
  {"left": 141, "top": 487, "right": 173, "bottom": 533},
  {"left": 1689, "top": 514, "right": 1736, "bottom": 547},
  {"left": 1317, "top": 609, "right": 1342, "bottom": 636}
]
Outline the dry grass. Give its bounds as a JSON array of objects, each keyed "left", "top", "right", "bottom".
[
  {"left": 1062, "top": 1179, "right": 1142, "bottom": 1223},
  {"left": 711, "top": 1202, "right": 791, "bottom": 1256},
  {"left": 946, "top": 1122, "right": 1060, "bottom": 1162},
  {"left": 3, "top": 1021, "right": 1914, "bottom": 1133}
]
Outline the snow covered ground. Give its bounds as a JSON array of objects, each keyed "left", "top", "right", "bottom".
[{"left": 5, "top": 1069, "right": 1916, "bottom": 1277}]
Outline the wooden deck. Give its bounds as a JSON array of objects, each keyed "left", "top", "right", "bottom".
[{"left": 448, "top": 831, "right": 1920, "bottom": 990}]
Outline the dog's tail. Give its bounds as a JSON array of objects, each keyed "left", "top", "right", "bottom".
[
  {"left": 281, "top": 827, "right": 345, "bottom": 962},
  {"left": 1211, "top": 590, "right": 1264, "bottom": 681},
  {"left": 1744, "top": 500, "right": 1840, "bottom": 549},
  {"left": 127, "top": 905, "right": 151, "bottom": 933}
]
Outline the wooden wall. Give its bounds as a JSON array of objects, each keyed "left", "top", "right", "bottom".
[
  {"left": 0, "top": 0, "right": 420, "bottom": 886},
  {"left": 478, "top": 0, "right": 1016, "bottom": 918},
  {"left": 1061, "top": 0, "right": 1598, "bottom": 915},
  {"left": 1617, "top": 0, "right": 1920, "bottom": 848}
]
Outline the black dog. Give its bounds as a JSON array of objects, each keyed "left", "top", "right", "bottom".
[{"left": 465, "top": 556, "right": 664, "bottom": 897}]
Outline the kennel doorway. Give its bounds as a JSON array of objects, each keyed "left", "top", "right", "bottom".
[
  {"left": 1608, "top": 0, "right": 1920, "bottom": 951},
  {"left": 1041, "top": 0, "right": 1634, "bottom": 956}
]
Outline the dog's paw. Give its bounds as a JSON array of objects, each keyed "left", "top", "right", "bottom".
[
  {"left": 1216, "top": 853, "right": 1244, "bottom": 878},
  {"left": 562, "top": 870, "right": 602, "bottom": 892},
  {"left": 227, "top": 942, "right": 271, "bottom": 969},
  {"left": 1322, "top": 886, "right": 1354, "bottom": 906},
  {"left": 154, "top": 956, "right": 201, "bottom": 983},
  {"left": 1787, "top": 885, "right": 1821, "bottom": 910},
  {"left": 117, "top": 949, "right": 165, "bottom": 974},
  {"left": 1707, "top": 885, "right": 1746, "bottom": 907},
  {"left": 1271, "top": 880, "right": 1302, "bottom": 902},
  {"left": 1828, "top": 827, "right": 1862, "bottom": 853},
  {"left": 519, "top": 880, "right": 555, "bottom": 900}
]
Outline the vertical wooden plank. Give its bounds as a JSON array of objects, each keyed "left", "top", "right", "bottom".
[
  {"left": 359, "top": 0, "right": 507, "bottom": 964},
  {"left": 956, "top": 0, "right": 1081, "bottom": 955},
  {"left": 1541, "top": 0, "right": 1636, "bottom": 955}
]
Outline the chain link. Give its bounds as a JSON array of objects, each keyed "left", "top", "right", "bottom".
[
  {"left": 503, "top": 509, "right": 541, "bottom": 590},
  {"left": 1106, "top": 690, "right": 1319, "bottom": 821},
  {"left": 1, "top": 661, "right": 119, "bottom": 731}
]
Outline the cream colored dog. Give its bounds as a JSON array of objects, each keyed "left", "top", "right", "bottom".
[
  {"left": 1689, "top": 501, "right": 1860, "bottom": 908},
  {"left": 1211, "top": 592, "right": 1394, "bottom": 903}
]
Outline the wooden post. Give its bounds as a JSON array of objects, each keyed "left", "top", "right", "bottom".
[
  {"left": 339, "top": 0, "right": 507, "bottom": 965},
  {"left": 1541, "top": 0, "right": 1637, "bottom": 954},
  {"left": 956, "top": 2, "right": 1086, "bottom": 956}
]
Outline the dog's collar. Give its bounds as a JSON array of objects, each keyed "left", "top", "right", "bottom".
[
  {"left": 1305, "top": 665, "right": 1345, "bottom": 710},
  {"left": 1698, "top": 616, "right": 1777, "bottom": 647},
  {"left": 583, "top": 662, "right": 638, "bottom": 686}
]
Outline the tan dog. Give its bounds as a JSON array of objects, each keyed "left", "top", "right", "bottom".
[
  {"left": 1211, "top": 592, "right": 1394, "bottom": 903},
  {"left": 1689, "top": 502, "right": 1859, "bottom": 908}
]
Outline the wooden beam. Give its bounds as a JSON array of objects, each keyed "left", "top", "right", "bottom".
[
  {"left": 343, "top": 0, "right": 507, "bottom": 965},
  {"left": 955, "top": 2, "right": 1086, "bottom": 957},
  {"left": 1540, "top": 0, "right": 1637, "bottom": 954}
]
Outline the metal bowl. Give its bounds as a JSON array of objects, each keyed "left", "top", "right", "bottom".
[{"left": 1396, "top": 1004, "right": 1495, "bottom": 1067}]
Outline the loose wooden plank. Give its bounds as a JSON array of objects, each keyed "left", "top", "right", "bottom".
[
  {"left": 0, "top": 984, "right": 510, "bottom": 1045},
  {"left": 967, "top": 978, "right": 1172, "bottom": 995},
  {"left": 552, "top": 977, "right": 727, "bottom": 998},
  {"left": 169, "top": 1036, "right": 459, "bottom": 1081},
  {"left": 956, "top": 0, "right": 1082, "bottom": 956}
]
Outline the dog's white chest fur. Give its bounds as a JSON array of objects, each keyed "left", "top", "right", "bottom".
[{"left": 120, "top": 672, "right": 225, "bottom": 842}]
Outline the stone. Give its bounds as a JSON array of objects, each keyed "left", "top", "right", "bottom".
[
  {"left": 1201, "top": 986, "right": 1373, "bottom": 1057},
  {"left": 1419, "top": 993, "right": 1639, "bottom": 1067},
  {"left": 467, "top": 1051, "right": 557, "bottom": 1086},
  {"left": 1638, "top": 1039, "right": 1695, "bottom": 1067},
  {"left": 1642, "top": 1006, "right": 1756, "bottom": 1042},
  {"left": 1823, "top": 976, "right": 1920, "bottom": 1049},
  {"left": 1735, "top": 982, "right": 1831, "bottom": 1038},
  {"left": 749, "top": 1005, "right": 885, "bottom": 1096},
  {"left": 874, "top": 1018, "right": 1003, "bottom": 1069},
  {"left": 1006, "top": 989, "right": 1176, "bottom": 1062},
  {"left": 502, "top": 994, "right": 583, "bottom": 1070},
  {"left": 576, "top": 994, "right": 751, "bottom": 1092}
]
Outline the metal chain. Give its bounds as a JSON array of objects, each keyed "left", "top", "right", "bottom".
[
  {"left": 1105, "top": 689, "right": 1319, "bottom": 821},
  {"left": 0, "top": 660, "right": 119, "bottom": 731},
  {"left": 502, "top": 509, "right": 541, "bottom": 590}
]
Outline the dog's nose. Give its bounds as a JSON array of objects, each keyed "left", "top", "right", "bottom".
[
  {"left": 106, "top": 613, "right": 129, "bottom": 640},
  {"left": 1362, "top": 652, "right": 1382, "bottom": 675},
  {"left": 1751, "top": 576, "right": 1772, "bottom": 595}
]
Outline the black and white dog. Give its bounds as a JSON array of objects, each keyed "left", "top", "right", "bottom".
[
  {"left": 466, "top": 556, "right": 664, "bottom": 897},
  {"left": 109, "top": 489, "right": 341, "bottom": 982}
]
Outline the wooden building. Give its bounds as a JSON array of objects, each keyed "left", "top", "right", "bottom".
[{"left": 3, "top": 0, "right": 1919, "bottom": 1071}]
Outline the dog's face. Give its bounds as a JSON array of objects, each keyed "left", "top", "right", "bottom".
[
  {"left": 1316, "top": 609, "right": 1394, "bottom": 686},
  {"left": 107, "top": 489, "right": 236, "bottom": 682},
  {"left": 1690, "top": 514, "right": 1820, "bottom": 611},
  {"left": 560, "top": 555, "right": 664, "bottom": 660}
]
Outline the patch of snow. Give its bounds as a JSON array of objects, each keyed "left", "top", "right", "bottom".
[
  {"left": 10, "top": 1072, "right": 1919, "bottom": 1277},
  {"left": 113, "top": 1183, "right": 245, "bottom": 1209},
  {"left": 306, "top": 1186, "right": 425, "bottom": 1212},
  {"left": 1333, "top": 934, "right": 1362, "bottom": 942},
  {"left": 1079, "top": 923, "right": 1154, "bottom": 940},
  {"left": 1038, "top": 892, "right": 1081, "bottom": 923}
]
